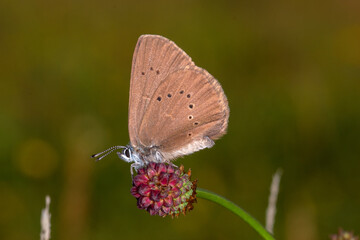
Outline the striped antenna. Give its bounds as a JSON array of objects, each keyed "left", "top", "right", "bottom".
[{"left": 92, "top": 146, "right": 126, "bottom": 161}]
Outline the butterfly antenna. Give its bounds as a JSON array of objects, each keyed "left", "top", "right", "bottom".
[{"left": 92, "top": 145, "right": 126, "bottom": 161}]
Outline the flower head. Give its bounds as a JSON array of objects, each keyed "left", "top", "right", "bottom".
[
  {"left": 331, "top": 229, "right": 359, "bottom": 240},
  {"left": 131, "top": 162, "right": 197, "bottom": 217}
]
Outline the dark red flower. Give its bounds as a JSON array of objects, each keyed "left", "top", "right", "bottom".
[{"left": 131, "top": 162, "right": 197, "bottom": 217}]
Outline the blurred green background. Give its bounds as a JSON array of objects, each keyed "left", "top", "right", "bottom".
[{"left": 1, "top": 0, "right": 359, "bottom": 239}]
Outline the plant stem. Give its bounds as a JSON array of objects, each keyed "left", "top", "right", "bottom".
[{"left": 196, "top": 188, "right": 275, "bottom": 240}]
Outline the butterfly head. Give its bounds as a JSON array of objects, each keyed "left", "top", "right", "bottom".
[{"left": 117, "top": 146, "right": 133, "bottom": 163}]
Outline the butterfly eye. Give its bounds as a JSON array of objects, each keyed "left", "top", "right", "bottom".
[{"left": 124, "top": 148, "right": 131, "bottom": 158}]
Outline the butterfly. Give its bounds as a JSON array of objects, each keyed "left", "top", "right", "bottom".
[{"left": 92, "top": 35, "right": 229, "bottom": 175}]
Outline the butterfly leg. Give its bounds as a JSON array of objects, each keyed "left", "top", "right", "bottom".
[
  {"left": 169, "top": 161, "right": 178, "bottom": 168},
  {"left": 130, "top": 162, "right": 142, "bottom": 179},
  {"left": 130, "top": 164, "right": 134, "bottom": 179}
]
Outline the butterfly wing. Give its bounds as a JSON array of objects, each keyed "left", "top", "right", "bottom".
[
  {"left": 137, "top": 66, "right": 229, "bottom": 161},
  {"left": 128, "top": 35, "right": 195, "bottom": 148}
]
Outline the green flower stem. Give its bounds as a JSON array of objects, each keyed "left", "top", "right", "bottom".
[{"left": 196, "top": 188, "right": 275, "bottom": 240}]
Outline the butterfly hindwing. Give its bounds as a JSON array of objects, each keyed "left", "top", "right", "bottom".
[{"left": 137, "top": 66, "right": 229, "bottom": 161}]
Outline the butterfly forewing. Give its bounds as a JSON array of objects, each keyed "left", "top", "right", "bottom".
[
  {"left": 137, "top": 66, "right": 229, "bottom": 161},
  {"left": 129, "top": 35, "right": 195, "bottom": 147}
]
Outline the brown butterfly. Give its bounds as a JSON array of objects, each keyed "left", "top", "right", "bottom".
[{"left": 92, "top": 35, "right": 229, "bottom": 174}]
